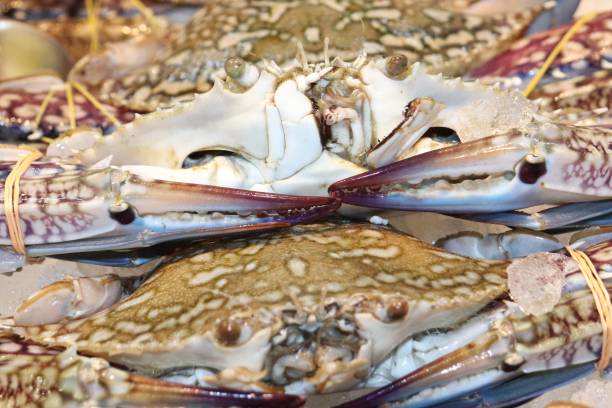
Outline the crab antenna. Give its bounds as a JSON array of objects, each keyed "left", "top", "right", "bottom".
[{"left": 324, "top": 37, "right": 330, "bottom": 66}]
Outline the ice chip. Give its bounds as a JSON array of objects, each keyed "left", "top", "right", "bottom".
[{"left": 507, "top": 252, "right": 574, "bottom": 316}]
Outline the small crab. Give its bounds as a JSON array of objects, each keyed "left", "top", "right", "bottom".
[{"left": 1, "top": 222, "right": 610, "bottom": 406}]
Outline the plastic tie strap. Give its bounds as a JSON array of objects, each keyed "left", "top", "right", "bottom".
[
  {"left": 65, "top": 82, "right": 76, "bottom": 130},
  {"left": 565, "top": 246, "right": 612, "bottom": 371},
  {"left": 522, "top": 13, "right": 597, "bottom": 98},
  {"left": 4, "top": 146, "right": 43, "bottom": 255}
]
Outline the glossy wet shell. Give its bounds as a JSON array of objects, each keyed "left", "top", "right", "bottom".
[
  {"left": 93, "top": 0, "right": 540, "bottom": 111},
  {"left": 20, "top": 222, "right": 508, "bottom": 357}
]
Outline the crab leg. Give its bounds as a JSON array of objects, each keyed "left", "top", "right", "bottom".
[
  {"left": 434, "top": 362, "right": 595, "bottom": 408},
  {"left": 463, "top": 200, "right": 612, "bottom": 231},
  {"left": 0, "top": 335, "right": 304, "bottom": 407},
  {"left": 330, "top": 125, "right": 611, "bottom": 216},
  {"left": 0, "top": 161, "right": 338, "bottom": 257}
]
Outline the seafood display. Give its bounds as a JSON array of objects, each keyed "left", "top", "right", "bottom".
[
  {"left": 0, "top": 1, "right": 610, "bottom": 407},
  {"left": 1, "top": 222, "right": 611, "bottom": 406}
]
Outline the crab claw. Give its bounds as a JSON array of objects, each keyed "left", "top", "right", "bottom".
[
  {"left": 0, "top": 335, "right": 304, "bottom": 407},
  {"left": 330, "top": 125, "right": 611, "bottom": 214},
  {"left": 7, "top": 163, "right": 339, "bottom": 257}
]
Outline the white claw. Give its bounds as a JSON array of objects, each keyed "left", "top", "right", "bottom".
[{"left": 14, "top": 275, "right": 122, "bottom": 326}]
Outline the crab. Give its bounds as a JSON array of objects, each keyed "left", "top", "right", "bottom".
[
  {"left": 0, "top": 222, "right": 610, "bottom": 407},
  {"left": 50, "top": 51, "right": 612, "bottom": 228},
  {"left": 68, "top": 0, "right": 550, "bottom": 111}
]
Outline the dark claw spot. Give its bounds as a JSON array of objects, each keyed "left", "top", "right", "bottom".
[
  {"left": 109, "top": 205, "right": 136, "bottom": 225},
  {"left": 518, "top": 155, "right": 547, "bottom": 184},
  {"left": 387, "top": 300, "right": 409, "bottom": 320},
  {"left": 216, "top": 319, "right": 241, "bottom": 345},
  {"left": 501, "top": 352, "right": 525, "bottom": 372}
]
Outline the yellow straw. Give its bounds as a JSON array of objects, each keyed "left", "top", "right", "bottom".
[
  {"left": 523, "top": 13, "right": 597, "bottom": 97},
  {"left": 65, "top": 82, "right": 76, "bottom": 130},
  {"left": 71, "top": 81, "right": 121, "bottom": 128},
  {"left": 32, "top": 88, "right": 56, "bottom": 130},
  {"left": 85, "top": 0, "right": 100, "bottom": 53},
  {"left": 129, "top": 0, "right": 163, "bottom": 33}
]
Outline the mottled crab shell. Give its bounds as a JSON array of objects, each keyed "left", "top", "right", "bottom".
[
  {"left": 34, "top": 14, "right": 165, "bottom": 62},
  {"left": 13, "top": 222, "right": 508, "bottom": 393},
  {"left": 472, "top": 10, "right": 612, "bottom": 84},
  {"left": 533, "top": 69, "right": 612, "bottom": 127},
  {"left": 0, "top": 75, "right": 135, "bottom": 141},
  {"left": 72, "top": 0, "right": 543, "bottom": 111}
]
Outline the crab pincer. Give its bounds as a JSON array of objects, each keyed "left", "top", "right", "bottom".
[{"left": 330, "top": 124, "right": 611, "bottom": 227}]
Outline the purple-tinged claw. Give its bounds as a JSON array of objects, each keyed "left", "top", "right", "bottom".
[
  {"left": 6, "top": 164, "right": 341, "bottom": 256},
  {"left": 330, "top": 126, "right": 611, "bottom": 214}
]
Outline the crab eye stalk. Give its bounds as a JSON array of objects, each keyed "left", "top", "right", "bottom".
[
  {"left": 385, "top": 54, "right": 408, "bottom": 78},
  {"left": 216, "top": 318, "right": 242, "bottom": 345},
  {"left": 386, "top": 299, "right": 409, "bottom": 320},
  {"left": 518, "top": 154, "right": 547, "bottom": 184},
  {"left": 224, "top": 56, "right": 246, "bottom": 80}
]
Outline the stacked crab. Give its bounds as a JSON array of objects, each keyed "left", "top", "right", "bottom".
[{"left": 0, "top": 1, "right": 610, "bottom": 407}]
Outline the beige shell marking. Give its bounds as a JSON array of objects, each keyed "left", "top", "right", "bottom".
[
  {"left": 89, "top": 0, "right": 541, "bottom": 111},
  {"left": 16, "top": 223, "right": 508, "bottom": 360}
]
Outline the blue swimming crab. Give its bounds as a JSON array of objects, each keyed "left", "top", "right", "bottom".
[
  {"left": 51, "top": 51, "right": 612, "bottom": 228},
  {"left": 1, "top": 222, "right": 610, "bottom": 407}
]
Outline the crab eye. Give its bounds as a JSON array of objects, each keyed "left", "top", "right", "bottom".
[
  {"left": 386, "top": 299, "right": 408, "bottom": 320},
  {"left": 224, "top": 57, "right": 246, "bottom": 80},
  {"left": 385, "top": 54, "right": 408, "bottom": 78},
  {"left": 216, "top": 319, "right": 242, "bottom": 345}
]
